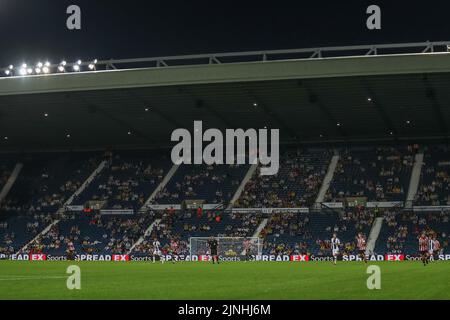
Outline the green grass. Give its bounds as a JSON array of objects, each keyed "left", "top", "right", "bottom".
[{"left": 0, "top": 261, "right": 449, "bottom": 300}]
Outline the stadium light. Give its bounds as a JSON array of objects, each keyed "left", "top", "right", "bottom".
[
  {"left": 42, "top": 66, "right": 50, "bottom": 74},
  {"left": 61, "top": 60, "right": 67, "bottom": 66},
  {"left": 35, "top": 67, "right": 42, "bottom": 74},
  {"left": 44, "top": 61, "right": 51, "bottom": 67},
  {"left": 37, "top": 62, "right": 43, "bottom": 68},
  {"left": 4, "top": 70, "right": 10, "bottom": 76},
  {"left": 26, "top": 68, "right": 33, "bottom": 74},
  {"left": 19, "top": 68, "right": 27, "bottom": 76},
  {"left": 57, "top": 65, "right": 65, "bottom": 72},
  {"left": 88, "top": 64, "right": 95, "bottom": 70},
  {"left": 73, "top": 65, "right": 80, "bottom": 71},
  {"left": 8, "top": 65, "right": 14, "bottom": 70},
  {"left": 76, "top": 60, "right": 82, "bottom": 65}
]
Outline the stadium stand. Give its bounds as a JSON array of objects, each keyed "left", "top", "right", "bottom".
[
  {"left": 153, "top": 164, "right": 248, "bottom": 205},
  {"left": 72, "top": 151, "right": 171, "bottom": 211},
  {"left": 0, "top": 152, "right": 100, "bottom": 253},
  {"left": 414, "top": 145, "right": 450, "bottom": 206},
  {"left": 236, "top": 149, "right": 330, "bottom": 208},
  {"left": 1, "top": 144, "right": 449, "bottom": 257},
  {"left": 325, "top": 146, "right": 417, "bottom": 202},
  {"left": 29, "top": 211, "right": 156, "bottom": 255}
]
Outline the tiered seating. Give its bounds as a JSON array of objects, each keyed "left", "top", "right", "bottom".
[
  {"left": 260, "top": 209, "right": 373, "bottom": 255},
  {"left": 375, "top": 211, "right": 450, "bottom": 255},
  {"left": 0, "top": 214, "right": 53, "bottom": 254},
  {"left": 0, "top": 152, "right": 100, "bottom": 253},
  {"left": 170, "top": 210, "right": 262, "bottom": 239},
  {"left": 236, "top": 149, "right": 331, "bottom": 208},
  {"left": 1, "top": 153, "right": 99, "bottom": 215},
  {"left": 415, "top": 145, "right": 450, "bottom": 206},
  {"left": 31, "top": 212, "right": 155, "bottom": 255},
  {"left": 73, "top": 151, "right": 171, "bottom": 211},
  {"left": 326, "top": 146, "right": 416, "bottom": 202},
  {"left": 154, "top": 164, "right": 248, "bottom": 204}
]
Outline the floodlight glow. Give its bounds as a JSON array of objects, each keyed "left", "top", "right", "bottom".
[
  {"left": 76, "top": 60, "right": 82, "bottom": 65},
  {"left": 4, "top": 70, "right": 10, "bottom": 75},
  {"left": 37, "top": 62, "right": 43, "bottom": 68},
  {"left": 35, "top": 67, "right": 42, "bottom": 74},
  {"left": 88, "top": 64, "right": 95, "bottom": 70},
  {"left": 8, "top": 65, "right": 13, "bottom": 70},
  {"left": 61, "top": 60, "right": 67, "bottom": 66},
  {"left": 73, "top": 65, "right": 80, "bottom": 71},
  {"left": 21, "top": 63, "right": 27, "bottom": 68},
  {"left": 19, "top": 68, "right": 27, "bottom": 76},
  {"left": 58, "top": 65, "right": 65, "bottom": 72},
  {"left": 44, "top": 61, "right": 51, "bottom": 67},
  {"left": 42, "top": 66, "right": 50, "bottom": 74},
  {"left": 93, "top": 59, "right": 98, "bottom": 64},
  {"left": 26, "top": 68, "right": 33, "bottom": 74}
]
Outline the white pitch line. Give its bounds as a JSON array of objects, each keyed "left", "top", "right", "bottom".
[{"left": 0, "top": 275, "right": 67, "bottom": 281}]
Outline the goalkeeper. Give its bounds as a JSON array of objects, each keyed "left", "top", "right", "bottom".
[{"left": 207, "top": 237, "right": 219, "bottom": 264}]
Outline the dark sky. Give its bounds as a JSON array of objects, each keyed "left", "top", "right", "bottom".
[{"left": 0, "top": 0, "right": 449, "bottom": 66}]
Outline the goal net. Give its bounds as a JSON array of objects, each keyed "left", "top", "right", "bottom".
[{"left": 189, "top": 237, "right": 263, "bottom": 257}]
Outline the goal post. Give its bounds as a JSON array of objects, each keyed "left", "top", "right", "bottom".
[{"left": 189, "top": 237, "right": 263, "bottom": 257}]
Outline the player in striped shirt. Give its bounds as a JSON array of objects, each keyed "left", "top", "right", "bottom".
[
  {"left": 429, "top": 234, "right": 440, "bottom": 262},
  {"left": 170, "top": 239, "right": 179, "bottom": 264},
  {"left": 356, "top": 233, "right": 368, "bottom": 264},
  {"left": 243, "top": 238, "right": 252, "bottom": 262},
  {"left": 331, "top": 233, "right": 341, "bottom": 265},
  {"left": 418, "top": 232, "right": 429, "bottom": 266},
  {"left": 152, "top": 238, "right": 163, "bottom": 264}
]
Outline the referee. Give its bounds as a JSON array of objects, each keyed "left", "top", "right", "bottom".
[{"left": 207, "top": 237, "right": 219, "bottom": 264}]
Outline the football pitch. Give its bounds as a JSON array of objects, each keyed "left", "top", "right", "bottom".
[{"left": 0, "top": 261, "right": 449, "bottom": 300}]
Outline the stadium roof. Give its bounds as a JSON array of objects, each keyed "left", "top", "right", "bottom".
[{"left": 1, "top": 42, "right": 450, "bottom": 152}]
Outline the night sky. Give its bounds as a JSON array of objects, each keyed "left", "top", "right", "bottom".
[{"left": 0, "top": 0, "right": 449, "bottom": 66}]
